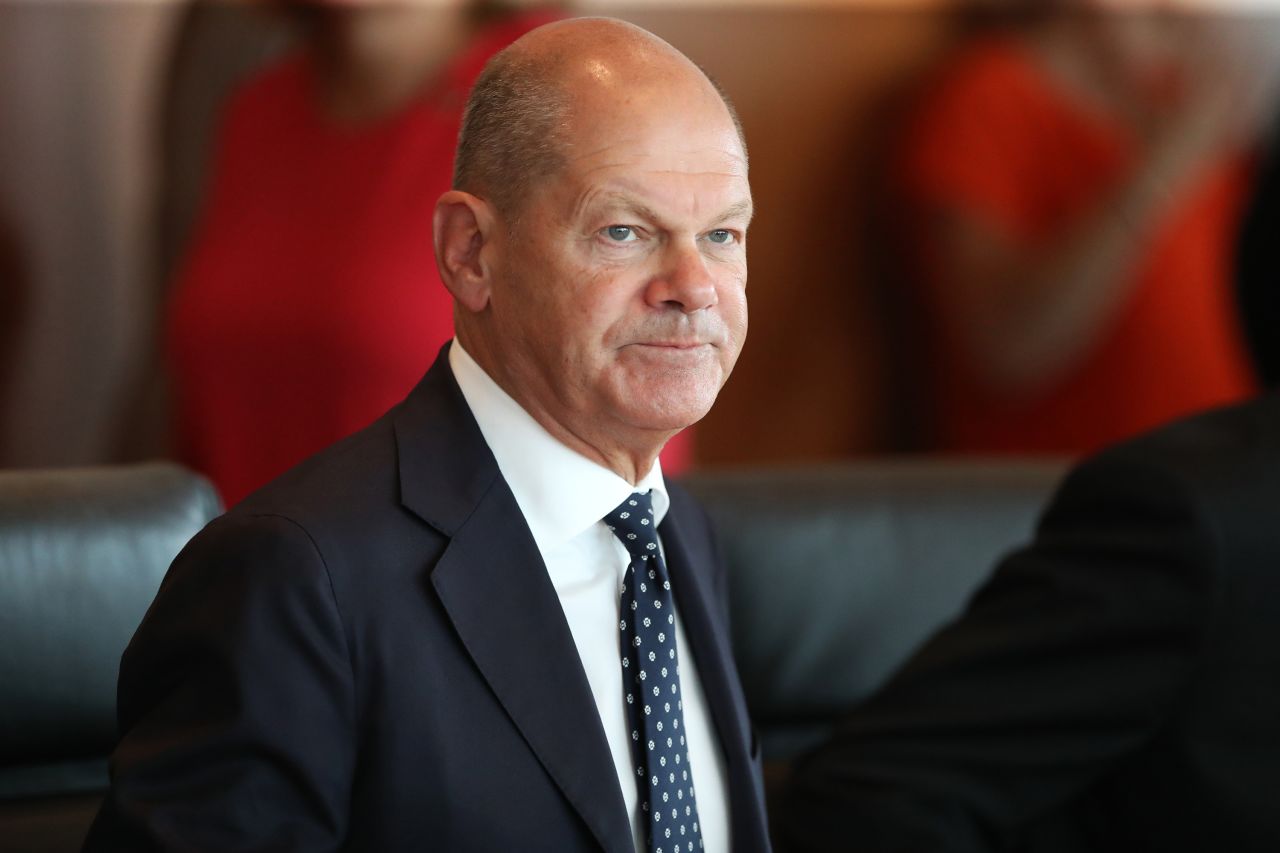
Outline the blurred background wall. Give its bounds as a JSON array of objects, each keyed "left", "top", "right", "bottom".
[
  {"left": 0, "top": 1, "right": 180, "bottom": 466},
  {"left": 1, "top": 0, "right": 1277, "bottom": 475}
]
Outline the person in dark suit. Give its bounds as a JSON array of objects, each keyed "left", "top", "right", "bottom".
[
  {"left": 84, "top": 17, "right": 766, "bottom": 853},
  {"left": 780, "top": 395, "right": 1280, "bottom": 852}
]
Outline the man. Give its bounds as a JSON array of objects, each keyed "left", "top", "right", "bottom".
[
  {"left": 85, "top": 18, "right": 767, "bottom": 853},
  {"left": 780, "top": 395, "right": 1280, "bottom": 852}
]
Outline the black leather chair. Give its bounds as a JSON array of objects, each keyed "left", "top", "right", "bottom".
[
  {"left": 682, "top": 459, "right": 1066, "bottom": 778},
  {"left": 0, "top": 463, "right": 220, "bottom": 853},
  {"left": 0, "top": 458, "right": 1063, "bottom": 851}
]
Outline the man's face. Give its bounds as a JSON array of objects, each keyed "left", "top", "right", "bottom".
[{"left": 483, "top": 85, "right": 751, "bottom": 455}]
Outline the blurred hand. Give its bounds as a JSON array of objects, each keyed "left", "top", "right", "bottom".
[{"left": 1135, "top": 21, "right": 1264, "bottom": 198}]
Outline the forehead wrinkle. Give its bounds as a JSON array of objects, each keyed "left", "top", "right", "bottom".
[
  {"left": 574, "top": 157, "right": 747, "bottom": 178},
  {"left": 565, "top": 129, "right": 746, "bottom": 175}
]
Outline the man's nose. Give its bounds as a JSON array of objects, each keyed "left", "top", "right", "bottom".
[{"left": 647, "top": 243, "right": 718, "bottom": 313}]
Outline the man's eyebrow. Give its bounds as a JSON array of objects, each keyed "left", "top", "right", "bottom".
[
  {"left": 592, "top": 193, "right": 754, "bottom": 228},
  {"left": 715, "top": 199, "right": 754, "bottom": 225},
  {"left": 590, "top": 192, "right": 663, "bottom": 224}
]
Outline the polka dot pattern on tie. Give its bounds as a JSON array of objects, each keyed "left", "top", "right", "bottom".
[{"left": 605, "top": 491, "right": 704, "bottom": 853}]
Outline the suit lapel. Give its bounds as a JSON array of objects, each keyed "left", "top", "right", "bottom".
[
  {"left": 394, "top": 348, "right": 633, "bottom": 853},
  {"left": 431, "top": 487, "right": 634, "bottom": 852},
  {"left": 661, "top": 504, "right": 772, "bottom": 852}
]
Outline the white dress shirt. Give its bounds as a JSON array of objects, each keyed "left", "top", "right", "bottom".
[{"left": 449, "top": 340, "right": 730, "bottom": 853}]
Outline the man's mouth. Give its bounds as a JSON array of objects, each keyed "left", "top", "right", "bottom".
[{"left": 639, "top": 341, "right": 708, "bottom": 349}]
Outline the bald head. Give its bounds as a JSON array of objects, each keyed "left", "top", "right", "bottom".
[{"left": 453, "top": 17, "right": 745, "bottom": 219}]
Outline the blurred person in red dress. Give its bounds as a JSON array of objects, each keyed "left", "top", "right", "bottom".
[
  {"left": 162, "top": 1, "right": 693, "bottom": 507},
  {"left": 892, "top": 0, "right": 1265, "bottom": 455}
]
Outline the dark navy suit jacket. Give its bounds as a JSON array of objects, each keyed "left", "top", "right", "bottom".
[
  {"left": 85, "top": 347, "right": 770, "bottom": 852},
  {"left": 781, "top": 395, "right": 1280, "bottom": 852}
]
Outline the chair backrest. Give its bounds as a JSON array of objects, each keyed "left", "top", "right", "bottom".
[
  {"left": 0, "top": 458, "right": 1060, "bottom": 845},
  {"left": 683, "top": 458, "right": 1067, "bottom": 761},
  {"left": 0, "top": 463, "right": 220, "bottom": 847}
]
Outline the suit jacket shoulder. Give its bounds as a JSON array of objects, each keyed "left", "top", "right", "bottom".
[{"left": 782, "top": 395, "right": 1280, "bottom": 852}]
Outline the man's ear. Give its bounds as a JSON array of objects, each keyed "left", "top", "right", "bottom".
[{"left": 434, "top": 190, "right": 497, "bottom": 313}]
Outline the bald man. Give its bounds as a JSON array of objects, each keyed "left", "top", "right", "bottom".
[{"left": 84, "top": 18, "right": 768, "bottom": 853}]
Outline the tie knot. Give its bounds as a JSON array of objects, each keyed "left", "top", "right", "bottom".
[{"left": 603, "top": 491, "right": 659, "bottom": 559}]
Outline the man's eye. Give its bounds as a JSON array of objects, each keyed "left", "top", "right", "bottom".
[
  {"left": 707, "top": 230, "right": 735, "bottom": 245},
  {"left": 603, "top": 225, "right": 636, "bottom": 242}
]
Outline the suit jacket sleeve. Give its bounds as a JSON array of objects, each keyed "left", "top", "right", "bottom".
[
  {"left": 779, "top": 452, "right": 1219, "bottom": 852},
  {"left": 83, "top": 512, "right": 357, "bottom": 852}
]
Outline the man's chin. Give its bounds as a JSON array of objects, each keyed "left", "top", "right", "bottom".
[
  {"left": 624, "top": 399, "right": 716, "bottom": 437},
  {"left": 601, "top": 370, "right": 724, "bottom": 436}
]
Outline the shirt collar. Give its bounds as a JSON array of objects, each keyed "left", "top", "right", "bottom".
[{"left": 449, "top": 340, "right": 669, "bottom": 555}]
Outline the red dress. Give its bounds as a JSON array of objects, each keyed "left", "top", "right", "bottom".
[
  {"left": 897, "top": 39, "right": 1258, "bottom": 455},
  {"left": 168, "top": 13, "right": 692, "bottom": 506}
]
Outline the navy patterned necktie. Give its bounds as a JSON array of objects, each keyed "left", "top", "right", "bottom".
[{"left": 604, "top": 491, "right": 704, "bottom": 853}]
